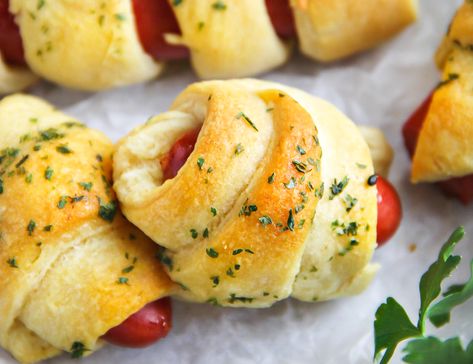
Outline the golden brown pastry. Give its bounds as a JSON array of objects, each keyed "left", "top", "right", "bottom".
[
  {"left": 410, "top": 1, "right": 473, "bottom": 183},
  {"left": 291, "top": 0, "right": 417, "bottom": 62},
  {"left": 402, "top": 1, "right": 473, "bottom": 205},
  {"left": 0, "top": 0, "right": 417, "bottom": 92},
  {"left": 0, "top": 94, "right": 175, "bottom": 363},
  {"left": 113, "top": 79, "right": 390, "bottom": 307}
]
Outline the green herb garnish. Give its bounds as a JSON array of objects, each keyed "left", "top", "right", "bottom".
[
  {"left": 374, "top": 227, "right": 473, "bottom": 364},
  {"left": 206, "top": 248, "right": 219, "bottom": 258},
  {"left": 236, "top": 112, "right": 258, "bottom": 131}
]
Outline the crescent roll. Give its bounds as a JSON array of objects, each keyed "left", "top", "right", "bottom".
[
  {"left": 0, "top": 95, "right": 174, "bottom": 363},
  {"left": 411, "top": 1, "right": 473, "bottom": 183},
  {"left": 9, "top": 0, "right": 161, "bottom": 91},
  {"left": 113, "top": 79, "right": 385, "bottom": 307},
  {"left": 1, "top": 0, "right": 416, "bottom": 92}
]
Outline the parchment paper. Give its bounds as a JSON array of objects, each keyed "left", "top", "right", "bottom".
[{"left": 1, "top": 0, "right": 472, "bottom": 363}]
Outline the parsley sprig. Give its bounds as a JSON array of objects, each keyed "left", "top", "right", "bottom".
[{"left": 374, "top": 227, "right": 473, "bottom": 363}]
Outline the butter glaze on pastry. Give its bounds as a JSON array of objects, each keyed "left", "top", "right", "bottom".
[
  {"left": 410, "top": 1, "right": 473, "bottom": 183},
  {"left": 0, "top": 95, "right": 174, "bottom": 363},
  {"left": 0, "top": 0, "right": 417, "bottom": 92},
  {"left": 114, "top": 79, "right": 382, "bottom": 307}
]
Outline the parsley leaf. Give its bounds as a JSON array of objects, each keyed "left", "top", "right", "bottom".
[
  {"left": 427, "top": 259, "right": 473, "bottom": 328},
  {"left": 373, "top": 227, "right": 472, "bottom": 364},
  {"left": 374, "top": 297, "right": 421, "bottom": 364},
  {"left": 402, "top": 337, "right": 473, "bottom": 364},
  {"left": 417, "top": 227, "right": 464, "bottom": 331}
]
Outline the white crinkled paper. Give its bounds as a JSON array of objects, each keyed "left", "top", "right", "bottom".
[{"left": 1, "top": 0, "right": 472, "bottom": 363}]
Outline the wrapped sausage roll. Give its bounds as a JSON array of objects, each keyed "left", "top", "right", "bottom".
[
  {"left": 403, "top": 0, "right": 473, "bottom": 204},
  {"left": 114, "top": 79, "right": 399, "bottom": 307},
  {"left": 0, "top": 95, "right": 175, "bottom": 363}
]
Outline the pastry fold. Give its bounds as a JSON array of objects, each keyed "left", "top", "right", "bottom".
[
  {"left": 9, "top": 0, "right": 161, "bottom": 91},
  {"left": 0, "top": 95, "right": 174, "bottom": 364},
  {"left": 412, "top": 1, "right": 473, "bottom": 182},
  {"left": 114, "top": 79, "right": 380, "bottom": 307},
  {"left": 167, "top": 0, "right": 289, "bottom": 78},
  {"left": 291, "top": 0, "right": 418, "bottom": 62}
]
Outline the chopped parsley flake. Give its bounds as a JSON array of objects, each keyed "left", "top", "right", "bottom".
[
  {"left": 258, "top": 215, "right": 273, "bottom": 226},
  {"left": 56, "top": 145, "right": 72, "bottom": 154},
  {"left": 239, "top": 200, "right": 258, "bottom": 216},
  {"left": 228, "top": 294, "right": 254, "bottom": 303},
  {"left": 70, "top": 342, "right": 88, "bottom": 359},
  {"left": 27, "top": 220, "right": 36, "bottom": 236},
  {"left": 44, "top": 166, "right": 53, "bottom": 180},
  {"left": 190, "top": 229, "right": 198, "bottom": 239},
  {"left": 268, "top": 173, "right": 275, "bottom": 184},
  {"left": 292, "top": 160, "right": 311, "bottom": 173},
  {"left": 212, "top": 1, "right": 227, "bottom": 10},
  {"left": 235, "top": 143, "right": 244, "bottom": 155},
  {"left": 236, "top": 112, "right": 258, "bottom": 132},
  {"left": 210, "top": 207, "right": 217, "bottom": 216},
  {"left": 296, "top": 145, "right": 306, "bottom": 155},
  {"left": 329, "top": 177, "right": 349, "bottom": 199},
  {"left": 98, "top": 198, "right": 117, "bottom": 222},
  {"left": 0, "top": 179, "right": 3, "bottom": 194},
  {"left": 39, "top": 128, "right": 63, "bottom": 141},
  {"left": 7, "top": 257, "right": 18, "bottom": 268},
  {"left": 203, "top": 228, "right": 209, "bottom": 238},
  {"left": 172, "top": 0, "right": 183, "bottom": 5},
  {"left": 79, "top": 182, "right": 93, "bottom": 191},
  {"left": 287, "top": 209, "right": 295, "bottom": 232},
  {"left": 15, "top": 155, "right": 29, "bottom": 168},
  {"left": 226, "top": 267, "right": 235, "bottom": 277},
  {"left": 206, "top": 248, "right": 219, "bottom": 258},
  {"left": 44, "top": 225, "right": 53, "bottom": 232},
  {"left": 197, "top": 157, "right": 205, "bottom": 170},
  {"left": 117, "top": 277, "right": 129, "bottom": 285},
  {"left": 57, "top": 196, "right": 68, "bottom": 209},
  {"left": 211, "top": 275, "right": 219, "bottom": 287},
  {"left": 122, "top": 265, "right": 134, "bottom": 274},
  {"left": 157, "top": 249, "right": 173, "bottom": 271}
]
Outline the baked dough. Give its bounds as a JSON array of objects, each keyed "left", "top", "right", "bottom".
[
  {"left": 0, "top": 53, "right": 37, "bottom": 94},
  {"left": 291, "top": 0, "right": 418, "bottom": 62},
  {"left": 166, "top": 0, "right": 289, "bottom": 78},
  {"left": 412, "top": 1, "right": 473, "bottom": 182},
  {"left": 0, "top": 95, "right": 174, "bottom": 363},
  {"left": 9, "top": 0, "right": 161, "bottom": 91},
  {"left": 114, "top": 79, "right": 380, "bottom": 307}
]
